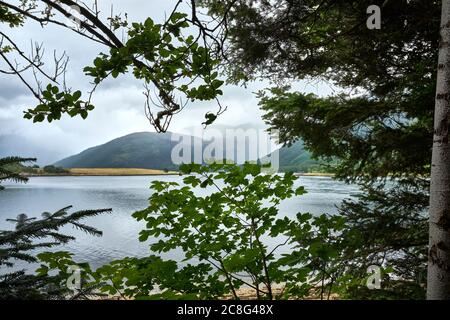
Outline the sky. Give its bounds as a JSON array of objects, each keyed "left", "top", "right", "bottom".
[{"left": 0, "top": 0, "right": 335, "bottom": 164}]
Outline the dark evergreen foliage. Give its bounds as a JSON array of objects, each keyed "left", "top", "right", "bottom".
[
  {"left": 0, "top": 156, "right": 36, "bottom": 190},
  {"left": 198, "top": 0, "right": 438, "bottom": 298}
]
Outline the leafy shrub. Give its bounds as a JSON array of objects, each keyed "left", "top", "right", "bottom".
[
  {"left": 37, "top": 163, "right": 348, "bottom": 300},
  {"left": 42, "top": 165, "right": 68, "bottom": 174}
]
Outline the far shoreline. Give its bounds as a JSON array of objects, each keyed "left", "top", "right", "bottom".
[
  {"left": 23, "top": 168, "right": 179, "bottom": 177},
  {"left": 22, "top": 167, "right": 334, "bottom": 177},
  {"left": 25, "top": 173, "right": 181, "bottom": 177}
]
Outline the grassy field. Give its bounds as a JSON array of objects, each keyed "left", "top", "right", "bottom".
[{"left": 67, "top": 168, "right": 178, "bottom": 176}]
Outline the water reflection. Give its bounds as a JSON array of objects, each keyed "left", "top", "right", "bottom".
[{"left": 0, "top": 175, "right": 360, "bottom": 271}]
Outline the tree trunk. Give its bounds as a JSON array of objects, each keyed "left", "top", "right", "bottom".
[{"left": 427, "top": 0, "right": 450, "bottom": 300}]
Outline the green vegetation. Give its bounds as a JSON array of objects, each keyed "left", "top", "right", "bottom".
[
  {"left": 42, "top": 165, "right": 68, "bottom": 174},
  {"left": 35, "top": 163, "right": 354, "bottom": 300},
  {"left": 1, "top": 162, "right": 426, "bottom": 299}
]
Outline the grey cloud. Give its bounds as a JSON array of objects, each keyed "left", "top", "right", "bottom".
[{"left": 0, "top": 77, "right": 30, "bottom": 101}]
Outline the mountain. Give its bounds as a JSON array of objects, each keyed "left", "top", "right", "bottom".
[
  {"left": 55, "top": 132, "right": 189, "bottom": 170},
  {"left": 54, "top": 131, "right": 322, "bottom": 172}
]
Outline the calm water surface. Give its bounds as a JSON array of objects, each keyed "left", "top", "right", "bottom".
[{"left": 0, "top": 175, "right": 360, "bottom": 271}]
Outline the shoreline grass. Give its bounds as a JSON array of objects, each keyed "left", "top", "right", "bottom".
[
  {"left": 27, "top": 168, "right": 179, "bottom": 176},
  {"left": 294, "top": 172, "right": 335, "bottom": 177}
]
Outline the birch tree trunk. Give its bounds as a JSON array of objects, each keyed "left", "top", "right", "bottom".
[{"left": 427, "top": 0, "right": 450, "bottom": 300}]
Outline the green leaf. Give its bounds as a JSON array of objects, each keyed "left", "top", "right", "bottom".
[
  {"left": 42, "top": 91, "right": 52, "bottom": 100},
  {"left": 80, "top": 110, "right": 88, "bottom": 119},
  {"left": 202, "top": 112, "right": 217, "bottom": 126},
  {"left": 33, "top": 114, "right": 45, "bottom": 123},
  {"left": 73, "top": 90, "right": 82, "bottom": 101}
]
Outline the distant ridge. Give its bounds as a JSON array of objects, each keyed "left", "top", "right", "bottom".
[{"left": 266, "top": 140, "right": 323, "bottom": 172}]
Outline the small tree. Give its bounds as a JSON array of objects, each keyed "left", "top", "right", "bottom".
[
  {"left": 36, "top": 163, "right": 347, "bottom": 300},
  {"left": 42, "top": 165, "right": 68, "bottom": 174}
]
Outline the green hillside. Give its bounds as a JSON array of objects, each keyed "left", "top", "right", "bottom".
[
  {"left": 264, "top": 140, "right": 325, "bottom": 173},
  {"left": 55, "top": 132, "right": 323, "bottom": 172}
]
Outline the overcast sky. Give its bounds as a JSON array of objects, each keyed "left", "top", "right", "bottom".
[{"left": 0, "top": 0, "right": 335, "bottom": 163}]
